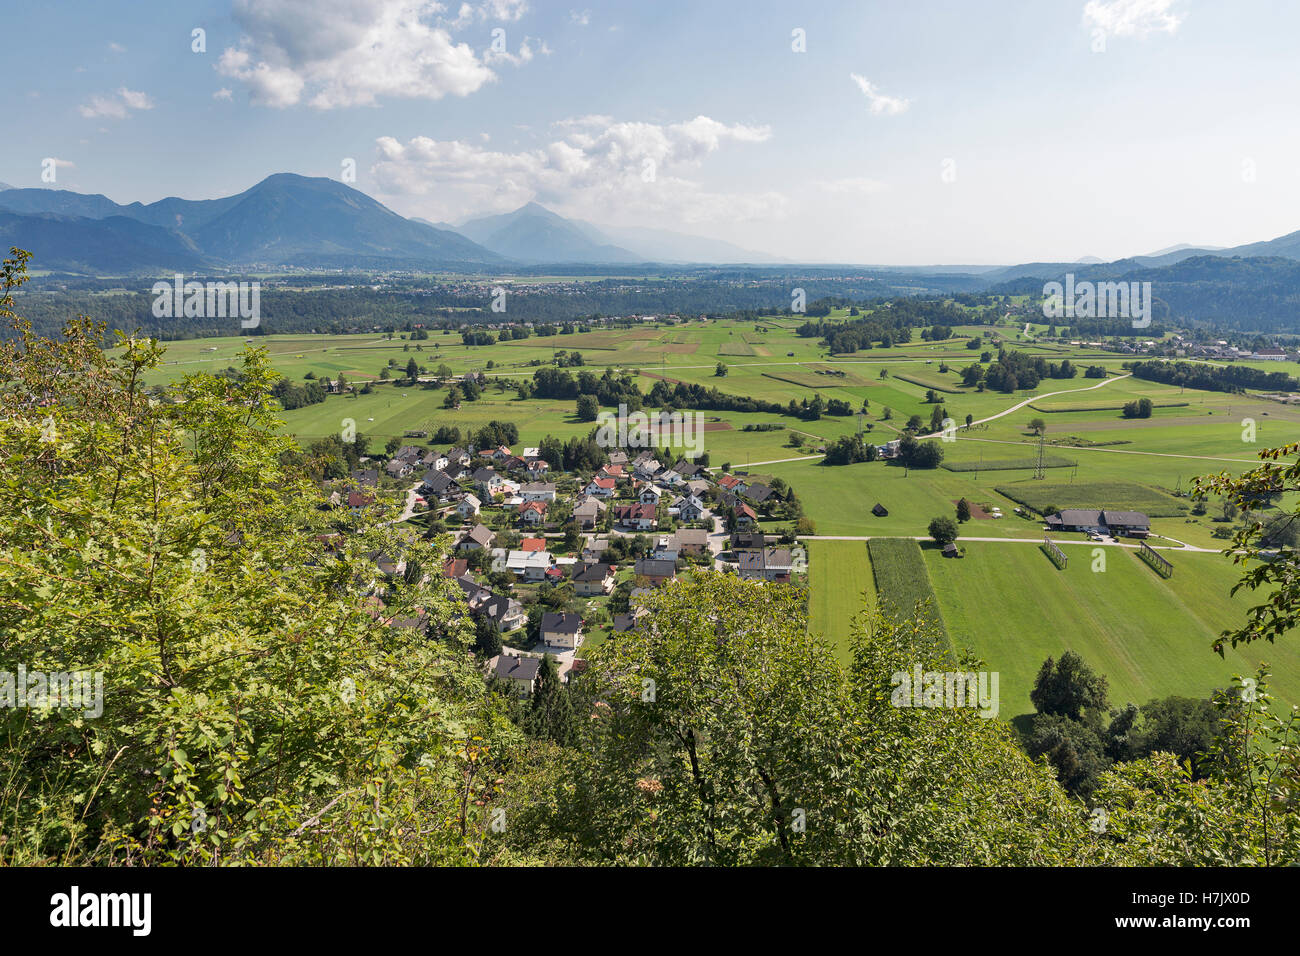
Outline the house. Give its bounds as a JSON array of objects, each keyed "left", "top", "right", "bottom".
[
  {"left": 1253, "top": 348, "right": 1287, "bottom": 361},
  {"left": 519, "top": 500, "right": 549, "bottom": 526},
  {"left": 633, "top": 558, "right": 677, "bottom": 585},
  {"left": 394, "top": 445, "right": 423, "bottom": 463},
  {"left": 607, "top": 450, "right": 629, "bottom": 467},
  {"left": 458, "top": 523, "right": 495, "bottom": 551},
  {"left": 422, "top": 451, "right": 449, "bottom": 472},
  {"left": 526, "top": 459, "right": 550, "bottom": 474},
  {"left": 445, "top": 447, "right": 471, "bottom": 467},
  {"left": 350, "top": 468, "right": 379, "bottom": 488},
  {"left": 520, "top": 537, "right": 547, "bottom": 552},
  {"left": 686, "top": 479, "right": 712, "bottom": 498},
  {"left": 584, "top": 476, "right": 617, "bottom": 498},
  {"left": 738, "top": 548, "right": 795, "bottom": 582},
  {"left": 456, "top": 493, "right": 482, "bottom": 519},
  {"left": 673, "top": 459, "right": 703, "bottom": 480},
  {"left": 489, "top": 445, "right": 514, "bottom": 462},
  {"left": 745, "top": 483, "right": 777, "bottom": 505},
  {"left": 877, "top": 440, "right": 902, "bottom": 460},
  {"left": 583, "top": 536, "right": 612, "bottom": 562},
  {"left": 347, "top": 490, "right": 375, "bottom": 515},
  {"left": 541, "top": 612, "right": 583, "bottom": 650},
  {"left": 385, "top": 458, "right": 413, "bottom": 479},
  {"left": 494, "top": 654, "right": 541, "bottom": 696},
  {"left": 1045, "top": 509, "right": 1151, "bottom": 537},
  {"left": 422, "top": 470, "right": 456, "bottom": 498},
  {"left": 612, "top": 614, "right": 637, "bottom": 633},
  {"left": 520, "top": 482, "right": 557, "bottom": 503},
  {"left": 942, "top": 542, "right": 961, "bottom": 558},
  {"left": 472, "top": 467, "right": 508, "bottom": 497},
  {"left": 480, "top": 592, "right": 527, "bottom": 632},
  {"left": 572, "top": 562, "right": 616, "bottom": 596},
  {"left": 872, "top": 503, "right": 889, "bottom": 518},
  {"left": 614, "top": 502, "right": 657, "bottom": 531},
  {"left": 633, "top": 459, "right": 662, "bottom": 481},
  {"left": 365, "top": 550, "right": 405, "bottom": 576},
  {"left": 639, "top": 484, "right": 664, "bottom": 506},
  {"left": 718, "top": 474, "right": 747, "bottom": 495},
  {"left": 733, "top": 502, "right": 758, "bottom": 529},
  {"left": 443, "top": 557, "right": 469, "bottom": 579},
  {"left": 674, "top": 528, "right": 709, "bottom": 555},
  {"left": 651, "top": 535, "right": 679, "bottom": 563},
  {"left": 598, "top": 464, "right": 626, "bottom": 480},
  {"left": 674, "top": 494, "right": 708, "bottom": 522},
  {"left": 730, "top": 531, "right": 766, "bottom": 552},
  {"left": 573, "top": 496, "right": 607, "bottom": 530},
  {"left": 505, "top": 549, "right": 553, "bottom": 581}
]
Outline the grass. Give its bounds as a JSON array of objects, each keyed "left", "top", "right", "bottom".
[
  {"left": 892, "top": 372, "right": 968, "bottom": 394},
  {"left": 867, "top": 538, "right": 949, "bottom": 647},
  {"left": 806, "top": 540, "right": 875, "bottom": 663},
  {"left": 926, "top": 542, "right": 1300, "bottom": 718},
  {"left": 994, "top": 480, "right": 1188, "bottom": 517},
  {"left": 943, "top": 456, "right": 1077, "bottom": 472}
]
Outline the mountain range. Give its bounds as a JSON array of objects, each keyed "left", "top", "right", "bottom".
[{"left": 0, "top": 174, "right": 779, "bottom": 274}]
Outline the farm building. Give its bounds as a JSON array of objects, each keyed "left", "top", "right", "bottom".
[{"left": 1044, "top": 509, "right": 1150, "bottom": 537}]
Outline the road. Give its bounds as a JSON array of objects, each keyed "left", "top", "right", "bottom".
[{"left": 797, "top": 533, "right": 1218, "bottom": 553}]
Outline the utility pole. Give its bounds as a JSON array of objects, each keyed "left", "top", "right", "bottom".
[{"left": 1033, "top": 432, "right": 1046, "bottom": 480}]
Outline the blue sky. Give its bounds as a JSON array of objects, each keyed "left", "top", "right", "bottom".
[{"left": 6, "top": 0, "right": 1300, "bottom": 264}]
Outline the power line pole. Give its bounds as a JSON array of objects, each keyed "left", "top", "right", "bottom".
[{"left": 1034, "top": 432, "right": 1046, "bottom": 480}]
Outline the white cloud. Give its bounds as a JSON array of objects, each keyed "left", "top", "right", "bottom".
[
  {"left": 370, "top": 114, "right": 784, "bottom": 225},
  {"left": 570, "top": 9, "right": 590, "bottom": 25},
  {"left": 118, "top": 88, "right": 154, "bottom": 110},
  {"left": 108, "top": 42, "right": 126, "bottom": 53},
  {"left": 217, "top": 0, "right": 532, "bottom": 110},
  {"left": 1083, "top": 0, "right": 1183, "bottom": 38},
  {"left": 849, "top": 74, "right": 910, "bottom": 116},
  {"left": 77, "top": 87, "right": 154, "bottom": 119},
  {"left": 213, "top": 87, "right": 234, "bottom": 100}
]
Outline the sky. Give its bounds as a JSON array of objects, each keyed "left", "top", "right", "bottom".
[{"left": 6, "top": 0, "right": 1300, "bottom": 265}]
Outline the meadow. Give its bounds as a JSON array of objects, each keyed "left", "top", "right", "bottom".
[{"left": 132, "top": 314, "right": 1300, "bottom": 725}]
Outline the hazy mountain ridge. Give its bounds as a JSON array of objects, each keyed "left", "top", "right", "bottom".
[{"left": 0, "top": 174, "right": 505, "bottom": 273}]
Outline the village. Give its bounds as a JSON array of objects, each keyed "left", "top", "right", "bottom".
[{"left": 328, "top": 438, "right": 807, "bottom": 698}]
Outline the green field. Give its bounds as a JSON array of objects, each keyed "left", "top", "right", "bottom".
[
  {"left": 867, "top": 538, "right": 948, "bottom": 645},
  {"left": 994, "top": 480, "right": 1188, "bottom": 517},
  {"left": 926, "top": 542, "right": 1300, "bottom": 718},
  {"left": 806, "top": 540, "right": 875, "bottom": 664},
  {"left": 130, "top": 314, "right": 1300, "bottom": 727}
]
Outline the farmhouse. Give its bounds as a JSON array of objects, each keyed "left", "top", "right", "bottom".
[{"left": 1045, "top": 509, "right": 1151, "bottom": 537}]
